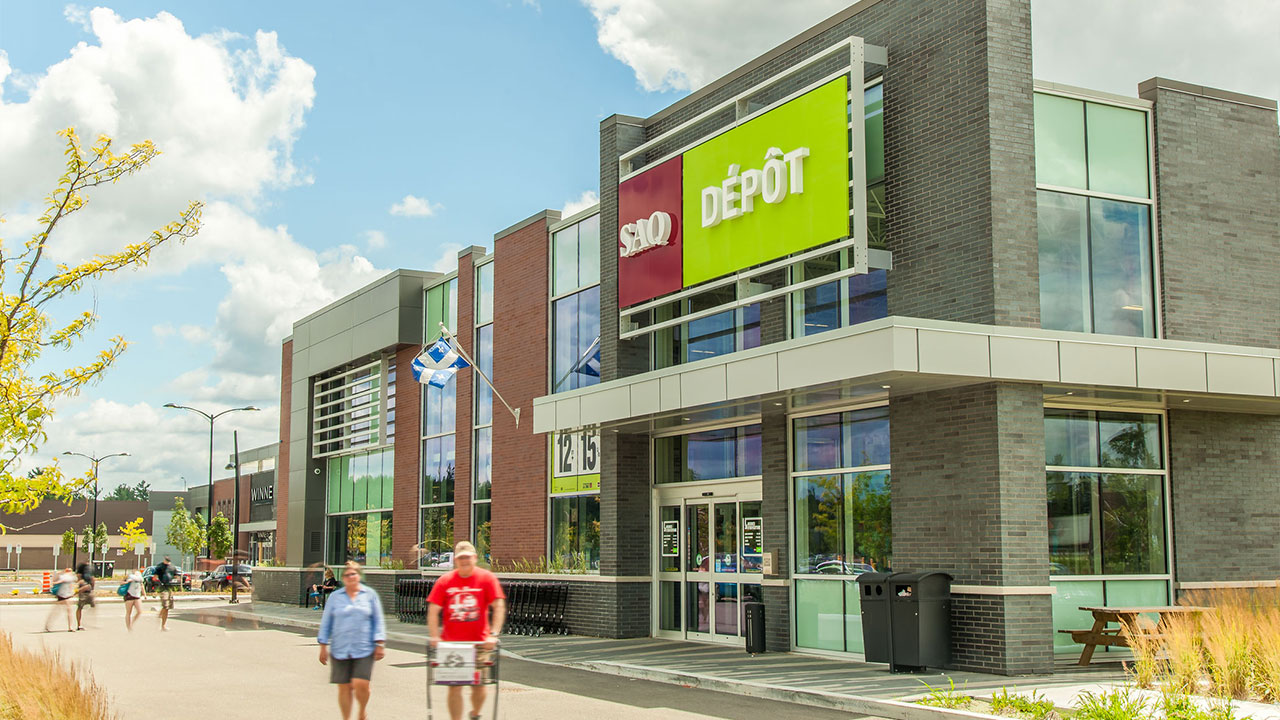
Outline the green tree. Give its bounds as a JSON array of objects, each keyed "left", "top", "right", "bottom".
[
  {"left": 0, "top": 128, "right": 202, "bottom": 528},
  {"left": 208, "top": 512, "right": 232, "bottom": 561},
  {"left": 166, "top": 497, "right": 203, "bottom": 568},
  {"left": 105, "top": 480, "right": 151, "bottom": 502},
  {"left": 59, "top": 528, "right": 76, "bottom": 557},
  {"left": 79, "top": 522, "right": 107, "bottom": 560}
]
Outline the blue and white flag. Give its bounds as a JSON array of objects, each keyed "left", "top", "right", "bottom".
[
  {"left": 411, "top": 338, "right": 470, "bottom": 388},
  {"left": 572, "top": 335, "right": 601, "bottom": 378}
]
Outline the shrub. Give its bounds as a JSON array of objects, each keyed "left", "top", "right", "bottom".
[
  {"left": 0, "top": 631, "right": 116, "bottom": 720},
  {"left": 1159, "top": 692, "right": 1246, "bottom": 720},
  {"left": 1164, "top": 613, "right": 1206, "bottom": 695},
  {"left": 1073, "top": 688, "right": 1148, "bottom": 720}
]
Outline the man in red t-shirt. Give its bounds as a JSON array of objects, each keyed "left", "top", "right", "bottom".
[{"left": 427, "top": 541, "right": 506, "bottom": 720}]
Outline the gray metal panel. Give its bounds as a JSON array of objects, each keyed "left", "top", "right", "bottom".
[
  {"left": 350, "top": 310, "right": 399, "bottom": 358},
  {"left": 630, "top": 380, "right": 660, "bottom": 416},
  {"left": 680, "top": 365, "right": 728, "bottom": 408},
  {"left": 555, "top": 398, "right": 581, "bottom": 428},
  {"left": 1136, "top": 348, "right": 1207, "bottom": 392},
  {"left": 726, "top": 354, "right": 778, "bottom": 400},
  {"left": 1207, "top": 354, "right": 1276, "bottom": 396},
  {"left": 309, "top": 334, "right": 354, "bottom": 376},
  {"left": 990, "top": 335, "right": 1058, "bottom": 382},
  {"left": 1058, "top": 342, "right": 1137, "bottom": 387},
  {"left": 581, "top": 386, "right": 632, "bottom": 426},
  {"left": 917, "top": 329, "right": 991, "bottom": 377},
  {"left": 659, "top": 375, "right": 681, "bottom": 411}
]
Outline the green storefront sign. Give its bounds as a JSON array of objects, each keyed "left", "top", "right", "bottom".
[{"left": 680, "top": 76, "right": 852, "bottom": 287}]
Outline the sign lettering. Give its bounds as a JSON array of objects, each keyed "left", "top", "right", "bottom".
[
  {"left": 619, "top": 211, "right": 673, "bottom": 258},
  {"left": 551, "top": 430, "right": 601, "bottom": 495},
  {"left": 700, "top": 147, "right": 809, "bottom": 229}
]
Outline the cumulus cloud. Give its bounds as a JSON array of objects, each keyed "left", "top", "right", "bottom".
[
  {"left": 429, "top": 243, "right": 465, "bottom": 274},
  {"left": 389, "top": 194, "right": 440, "bottom": 217},
  {"left": 561, "top": 190, "right": 599, "bottom": 217},
  {"left": 363, "top": 229, "right": 388, "bottom": 250},
  {"left": 583, "top": 0, "right": 1278, "bottom": 103}
]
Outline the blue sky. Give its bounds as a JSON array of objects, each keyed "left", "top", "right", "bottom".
[{"left": 2, "top": 0, "right": 1276, "bottom": 493}]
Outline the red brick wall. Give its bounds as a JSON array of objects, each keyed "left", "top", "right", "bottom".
[
  {"left": 490, "top": 219, "right": 550, "bottom": 565},
  {"left": 392, "top": 343, "right": 423, "bottom": 564},
  {"left": 277, "top": 340, "right": 292, "bottom": 562},
  {"left": 454, "top": 252, "right": 476, "bottom": 543}
]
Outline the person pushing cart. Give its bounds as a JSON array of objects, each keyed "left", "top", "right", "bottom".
[{"left": 427, "top": 541, "right": 506, "bottom": 720}]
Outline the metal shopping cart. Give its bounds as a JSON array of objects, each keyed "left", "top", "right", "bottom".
[{"left": 427, "top": 640, "right": 500, "bottom": 720}]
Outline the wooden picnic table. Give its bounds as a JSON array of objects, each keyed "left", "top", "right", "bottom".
[{"left": 1061, "top": 605, "right": 1213, "bottom": 666}]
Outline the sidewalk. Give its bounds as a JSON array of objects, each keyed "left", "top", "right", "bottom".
[{"left": 200, "top": 602, "right": 1129, "bottom": 718}]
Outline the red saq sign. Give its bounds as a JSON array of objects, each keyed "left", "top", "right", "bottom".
[{"left": 618, "top": 156, "right": 683, "bottom": 308}]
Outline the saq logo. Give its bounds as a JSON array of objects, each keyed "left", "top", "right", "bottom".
[{"left": 618, "top": 210, "right": 673, "bottom": 258}]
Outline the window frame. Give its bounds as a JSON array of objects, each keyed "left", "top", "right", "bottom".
[
  {"left": 473, "top": 259, "right": 495, "bottom": 554},
  {"left": 1033, "top": 84, "right": 1162, "bottom": 339}
]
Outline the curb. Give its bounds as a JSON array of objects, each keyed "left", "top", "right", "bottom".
[{"left": 212, "top": 607, "right": 1002, "bottom": 720}]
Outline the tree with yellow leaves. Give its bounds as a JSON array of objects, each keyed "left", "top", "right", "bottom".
[
  {"left": 1, "top": 129, "right": 202, "bottom": 529},
  {"left": 117, "top": 517, "right": 150, "bottom": 567}
]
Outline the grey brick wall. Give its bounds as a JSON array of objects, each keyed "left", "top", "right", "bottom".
[
  {"left": 599, "top": 115, "right": 648, "bottom": 384},
  {"left": 252, "top": 566, "right": 320, "bottom": 607},
  {"left": 1168, "top": 410, "right": 1280, "bottom": 583},
  {"left": 761, "top": 409, "right": 791, "bottom": 652},
  {"left": 560, "top": 581, "right": 651, "bottom": 638},
  {"left": 362, "top": 570, "right": 418, "bottom": 611},
  {"left": 1140, "top": 80, "right": 1280, "bottom": 350},
  {"left": 600, "top": 432, "right": 650, "bottom": 579},
  {"left": 889, "top": 382, "right": 1052, "bottom": 674}
]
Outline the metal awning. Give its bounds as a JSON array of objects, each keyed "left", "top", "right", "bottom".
[{"left": 532, "top": 316, "right": 1280, "bottom": 434}]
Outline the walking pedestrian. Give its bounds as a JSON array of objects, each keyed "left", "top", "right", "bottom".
[
  {"left": 75, "top": 561, "right": 96, "bottom": 631},
  {"left": 427, "top": 541, "right": 506, "bottom": 720},
  {"left": 123, "top": 567, "right": 145, "bottom": 631},
  {"left": 44, "top": 567, "right": 76, "bottom": 632},
  {"left": 154, "top": 556, "right": 177, "bottom": 631},
  {"left": 317, "top": 561, "right": 386, "bottom": 720}
]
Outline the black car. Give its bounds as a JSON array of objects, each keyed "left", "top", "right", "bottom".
[
  {"left": 200, "top": 564, "right": 254, "bottom": 591},
  {"left": 142, "top": 564, "right": 193, "bottom": 592}
]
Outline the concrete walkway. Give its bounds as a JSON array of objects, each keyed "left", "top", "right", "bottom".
[{"left": 212, "top": 601, "right": 1129, "bottom": 718}]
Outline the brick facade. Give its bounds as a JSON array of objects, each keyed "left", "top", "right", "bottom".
[
  {"left": 1141, "top": 80, "right": 1280, "bottom": 350},
  {"left": 490, "top": 215, "right": 553, "bottom": 564},
  {"left": 277, "top": 340, "right": 292, "bottom": 561},
  {"left": 1168, "top": 411, "right": 1280, "bottom": 583},
  {"left": 454, "top": 250, "right": 477, "bottom": 543},
  {"left": 392, "top": 344, "right": 423, "bottom": 565}
]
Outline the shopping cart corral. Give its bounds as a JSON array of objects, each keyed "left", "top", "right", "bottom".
[{"left": 396, "top": 577, "right": 570, "bottom": 636}]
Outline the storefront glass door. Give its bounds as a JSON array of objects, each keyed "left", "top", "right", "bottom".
[{"left": 655, "top": 485, "right": 763, "bottom": 644}]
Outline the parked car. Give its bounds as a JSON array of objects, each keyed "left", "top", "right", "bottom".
[
  {"left": 141, "top": 564, "right": 193, "bottom": 592},
  {"left": 200, "top": 564, "right": 254, "bottom": 591}
]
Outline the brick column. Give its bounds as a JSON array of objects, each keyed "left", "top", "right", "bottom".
[
  {"left": 760, "top": 407, "right": 791, "bottom": 651},
  {"left": 888, "top": 382, "right": 1053, "bottom": 675},
  {"left": 392, "top": 344, "right": 423, "bottom": 565},
  {"left": 453, "top": 249, "right": 479, "bottom": 543},
  {"left": 277, "top": 340, "right": 292, "bottom": 562}
]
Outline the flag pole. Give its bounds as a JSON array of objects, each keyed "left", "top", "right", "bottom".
[{"left": 438, "top": 322, "right": 521, "bottom": 428}]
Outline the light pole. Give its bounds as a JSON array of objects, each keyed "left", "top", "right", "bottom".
[
  {"left": 224, "top": 430, "right": 243, "bottom": 604},
  {"left": 163, "top": 403, "right": 259, "bottom": 562},
  {"left": 62, "top": 451, "right": 129, "bottom": 574}
]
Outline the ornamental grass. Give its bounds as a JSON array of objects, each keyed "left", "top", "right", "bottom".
[
  {"left": 0, "top": 631, "right": 116, "bottom": 720},
  {"left": 1158, "top": 585, "right": 1280, "bottom": 705}
]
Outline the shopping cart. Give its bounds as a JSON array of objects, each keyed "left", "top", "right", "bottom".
[{"left": 427, "top": 640, "right": 500, "bottom": 720}]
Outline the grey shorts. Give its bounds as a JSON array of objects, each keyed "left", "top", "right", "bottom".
[
  {"left": 77, "top": 591, "right": 96, "bottom": 609},
  {"left": 329, "top": 654, "right": 375, "bottom": 684},
  {"left": 158, "top": 589, "right": 175, "bottom": 610}
]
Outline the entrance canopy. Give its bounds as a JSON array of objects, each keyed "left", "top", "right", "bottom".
[{"left": 533, "top": 316, "right": 1280, "bottom": 435}]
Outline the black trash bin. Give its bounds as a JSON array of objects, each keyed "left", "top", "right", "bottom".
[
  {"left": 857, "top": 572, "right": 895, "bottom": 664},
  {"left": 889, "top": 571, "right": 952, "bottom": 672},
  {"left": 744, "top": 601, "right": 765, "bottom": 655}
]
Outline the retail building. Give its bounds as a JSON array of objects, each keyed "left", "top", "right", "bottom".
[{"left": 261, "top": 0, "right": 1279, "bottom": 675}]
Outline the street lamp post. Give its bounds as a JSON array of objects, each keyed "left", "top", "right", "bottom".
[
  {"left": 163, "top": 403, "right": 259, "bottom": 563},
  {"left": 62, "top": 451, "right": 129, "bottom": 574},
  {"left": 225, "top": 431, "right": 243, "bottom": 604}
]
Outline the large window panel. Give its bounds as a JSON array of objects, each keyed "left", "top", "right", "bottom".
[
  {"left": 1047, "top": 471, "right": 1099, "bottom": 575},
  {"left": 474, "top": 503, "right": 491, "bottom": 564},
  {"left": 476, "top": 262, "right": 494, "bottom": 325},
  {"left": 687, "top": 310, "right": 735, "bottom": 361},
  {"left": 550, "top": 494, "right": 600, "bottom": 570},
  {"left": 1085, "top": 103, "right": 1149, "bottom": 199},
  {"left": 1100, "top": 473, "right": 1166, "bottom": 574},
  {"left": 420, "top": 506, "right": 455, "bottom": 568},
  {"left": 655, "top": 425, "right": 762, "bottom": 484},
  {"left": 794, "top": 473, "right": 893, "bottom": 575},
  {"left": 1089, "top": 199, "right": 1154, "bottom": 337},
  {"left": 848, "top": 269, "right": 887, "bottom": 325},
  {"left": 1034, "top": 93, "right": 1088, "bottom": 189},
  {"left": 794, "top": 408, "right": 889, "bottom": 472},
  {"left": 552, "top": 223, "right": 580, "bottom": 296},
  {"left": 552, "top": 286, "right": 601, "bottom": 394},
  {"left": 475, "top": 324, "right": 493, "bottom": 426},
  {"left": 577, "top": 214, "right": 601, "bottom": 287},
  {"left": 475, "top": 428, "right": 492, "bottom": 500},
  {"left": 1038, "top": 191, "right": 1090, "bottom": 333}
]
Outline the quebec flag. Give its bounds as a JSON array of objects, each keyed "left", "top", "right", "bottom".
[{"left": 412, "top": 338, "right": 470, "bottom": 388}]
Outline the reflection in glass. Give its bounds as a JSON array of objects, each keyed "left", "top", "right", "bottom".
[
  {"left": 793, "top": 408, "right": 889, "bottom": 472},
  {"left": 476, "top": 262, "right": 494, "bottom": 325},
  {"left": 1089, "top": 199, "right": 1153, "bottom": 337},
  {"left": 795, "top": 475, "right": 841, "bottom": 574},
  {"left": 739, "top": 501, "right": 763, "bottom": 573},
  {"left": 795, "top": 473, "right": 891, "bottom": 573},
  {"left": 715, "top": 583, "right": 739, "bottom": 635},
  {"left": 1047, "top": 472, "right": 1098, "bottom": 575},
  {"left": 1038, "top": 191, "right": 1090, "bottom": 333},
  {"left": 475, "top": 428, "right": 492, "bottom": 500},
  {"left": 687, "top": 504, "right": 709, "bottom": 572},
  {"left": 577, "top": 214, "right": 601, "bottom": 287},
  {"left": 474, "top": 502, "right": 491, "bottom": 564},
  {"left": 658, "top": 506, "right": 681, "bottom": 573},
  {"left": 476, "top": 324, "right": 493, "bottom": 425},
  {"left": 1100, "top": 473, "right": 1165, "bottom": 574},
  {"left": 1034, "top": 92, "right": 1087, "bottom": 189},
  {"left": 655, "top": 425, "right": 762, "bottom": 484},
  {"left": 687, "top": 310, "right": 735, "bottom": 361},
  {"left": 659, "top": 581, "right": 681, "bottom": 631},
  {"left": 714, "top": 503, "right": 738, "bottom": 573},
  {"left": 1045, "top": 410, "right": 1161, "bottom": 469},
  {"left": 865, "top": 83, "right": 884, "bottom": 184},
  {"left": 553, "top": 223, "right": 579, "bottom": 296},
  {"left": 419, "top": 506, "right": 455, "bottom": 568},
  {"left": 688, "top": 582, "right": 710, "bottom": 634},
  {"left": 551, "top": 494, "right": 600, "bottom": 570},
  {"left": 553, "top": 287, "right": 601, "bottom": 393}
]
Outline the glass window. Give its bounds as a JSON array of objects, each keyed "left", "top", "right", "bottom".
[
  {"left": 794, "top": 579, "right": 845, "bottom": 651},
  {"left": 1047, "top": 471, "right": 1098, "bottom": 575},
  {"left": 848, "top": 269, "right": 887, "bottom": 325},
  {"left": 577, "top": 214, "right": 600, "bottom": 287},
  {"left": 474, "top": 503, "right": 491, "bottom": 565},
  {"left": 1038, "top": 191, "right": 1153, "bottom": 338},
  {"left": 552, "top": 286, "right": 601, "bottom": 393},
  {"left": 864, "top": 83, "right": 884, "bottom": 185},
  {"left": 366, "top": 450, "right": 383, "bottom": 510},
  {"left": 1100, "top": 473, "right": 1166, "bottom": 574},
  {"left": 794, "top": 407, "right": 889, "bottom": 472},
  {"left": 475, "top": 324, "right": 493, "bottom": 426},
  {"left": 794, "top": 471, "right": 891, "bottom": 574},
  {"left": 476, "top": 262, "right": 494, "bottom": 325},
  {"left": 1045, "top": 410, "right": 1161, "bottom": 469},
  {"left": 422, "top": 437, "right": 455, "bottom": 505},
  {"left": 1034, "top": 93, "right": 1087, "bottom": 189},
  {"left": 474, "top": 428, "right": 492, "bottom": 500},
  {"left": 654, "top": 425, "right": 762, "bottom": 484},
  {"left": 1086, "top": 103, "right": 1149, "bottom": 198},
  {"left": 1089, "top": 198, "right": 1154, "bottom": 337},
  {"left": 687, "top": 311, "right": 735, "bottom": 361},
  {"left": 552, "top": 223, "right": 579, "bottom": 297},
  {"left": 550, "top": 494, "right": 600, "bottom": 571},
  {"left": 327, "top": 512, "right": 390, "bottom": 567},
  {"left": 420, "top": 506, "right": 455, "bottom": 568}
]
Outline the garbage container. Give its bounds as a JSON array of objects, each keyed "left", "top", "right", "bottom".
[
  {"left": 93, "top": 560, "right": 115, "bottom": 578},
  {"left": 744, "top": 601, "right": 765, "bottom": 655},
  {"left": 856, "top": 572, "right": 895, "bottom": 664},
  {"left": 889, "top": 571, "right": 952, "bottom": 671}
]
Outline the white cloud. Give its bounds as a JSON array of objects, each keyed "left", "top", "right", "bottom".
[
  {"left": 561, "top": 190, "right": 599, "bottom": 217},
  {"left": 584, "top": 0, "right": 1279, "bottom": 103},
  {"left": 429, "top": 243, "right": 464, "bottom": 274},
  {"left": 363, "top": 229, "right": 388, "bottom": 250},
  {"left": 582, "top": 0, "right": 846, "bottom": 92},
  {"left": 63, "top": 4, "right": 92, "bottom": 32},
  {"left": 389, "top": 194, "right": 440, "bottom": 217}
]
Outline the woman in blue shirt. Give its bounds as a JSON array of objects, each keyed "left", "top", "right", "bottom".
[{"left": 318, "top": 561, "right": 387, "bottom": 720}]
